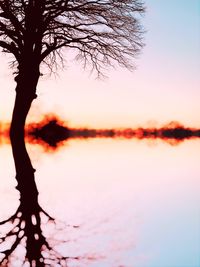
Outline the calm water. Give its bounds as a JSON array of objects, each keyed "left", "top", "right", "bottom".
[{"left": 0, "top": 139, "right": 200, "bottom": 267}]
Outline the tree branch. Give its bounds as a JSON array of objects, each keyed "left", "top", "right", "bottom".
[{"left": 0, "top": 40, "right": 21, "bottom": 61}]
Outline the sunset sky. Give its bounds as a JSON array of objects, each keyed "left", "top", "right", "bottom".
[
  {"left": 0, "top": 2, "right": 200, "bottom": 266},
  {"left": 0, "top": 0, "right": 199, "bottom": 128}
]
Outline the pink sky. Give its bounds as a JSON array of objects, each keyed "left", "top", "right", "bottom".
[{"left": 0, "top": 1, "right": 199, "bottom": 128}]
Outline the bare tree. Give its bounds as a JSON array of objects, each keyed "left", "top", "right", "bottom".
[
  {"left": 0, "top": 0, "right": 145, "bottom": 173},
  {"left": 0, "top": 0, "right": 145, "bottom": 171},
  {"left": 0, "top": 0, "right": 145, "bottom": 265}
]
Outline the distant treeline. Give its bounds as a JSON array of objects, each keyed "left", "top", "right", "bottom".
[{"left": 0, "top": 116, "right": 200, "bottom": 150}]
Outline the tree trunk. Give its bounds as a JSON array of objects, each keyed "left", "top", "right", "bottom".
[
  {"left": 1, "top": 66, "right": 70, "bottom": 266},
  {"left": 2, "top": 68, "right": 58, "bottom": 266},
  {"left": 2, "top": 77, "right": 55, "bottom": 265},
  {"left": 10, "top": 68, "right": 40, "bottom": 195}
]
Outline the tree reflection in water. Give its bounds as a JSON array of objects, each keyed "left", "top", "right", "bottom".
[{"left": 0, "top": 170, "right": 80, "bottom": 267}]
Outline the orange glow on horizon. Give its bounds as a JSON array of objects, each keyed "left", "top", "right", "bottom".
[{"left": 0, "top": 114, "right": 200, "bottom": 152}]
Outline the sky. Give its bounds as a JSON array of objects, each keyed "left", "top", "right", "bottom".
[
  {"left": 0, "top": 0, "right": 200, "bottom": 128},
  {"left": 0, "top": 2, "right": 200, "bottom": 266}
]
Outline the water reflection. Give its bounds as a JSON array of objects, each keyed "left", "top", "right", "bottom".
[
  {"left": 0, "top": 117, "right": 200, "bottom": 267},
  {"left": 0, "top": 163, "right": 81, "bottom": 266},
  {"left": 0, "top": 112, "right": 82, "bottom": 266},
  {"left": 0, "top": 116, "right": 200, "bottom": 152}
]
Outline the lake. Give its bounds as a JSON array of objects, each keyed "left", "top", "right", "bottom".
[{"left": 0, "top": 138, "right": 199, "bottom": 267}]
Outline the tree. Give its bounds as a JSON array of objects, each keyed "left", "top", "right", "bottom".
[
  {"left": 0, "top": 0, "right": 145, "bottom": 173},
  {"left": 0, "top": 0, "right": 145, "bottom": 265}
]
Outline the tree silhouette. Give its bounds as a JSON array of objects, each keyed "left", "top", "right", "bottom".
[
  {"left": 0, "top": 0, "right": 145, "bottom": 265},
  {"left": 0, "top": 0, "right": 145, "bottom": 182},
  {"left": 0, "top": 0, "right": 145, "bottom": 172}
]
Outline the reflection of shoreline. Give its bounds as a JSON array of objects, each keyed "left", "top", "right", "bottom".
[
  {"left": 0, "top": 113, "right": 82, "bottom": 266},
  {"left": 1, "top": 117, "right": 200, "bottom": 150}
]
